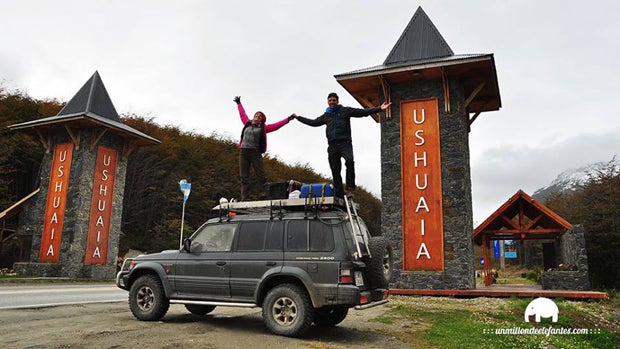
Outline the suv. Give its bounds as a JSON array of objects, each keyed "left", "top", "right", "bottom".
[{"left": 116, "top": 196, "right": 393, "bottom": 337}]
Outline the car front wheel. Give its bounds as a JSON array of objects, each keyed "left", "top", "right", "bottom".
[{"left": 128, "top": 274, "right": 170, "bottom": 321}]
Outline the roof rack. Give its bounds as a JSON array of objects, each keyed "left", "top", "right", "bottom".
[{"left": 212, "top": 196, "right": 356, "bottom": 212}]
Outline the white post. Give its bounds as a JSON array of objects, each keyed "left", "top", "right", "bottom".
[
  {"left": 180, "top": 200, "right": 186, "bottom": 249},
  {"left": 178, "top": 179, "right": 191, "bottom": 249}
]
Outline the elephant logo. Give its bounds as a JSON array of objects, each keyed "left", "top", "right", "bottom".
[{"left": 524, "top": 297, "right": 559, "bottom": 323}]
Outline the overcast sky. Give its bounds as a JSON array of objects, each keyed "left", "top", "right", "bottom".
[{"left": 1, "top": 0, "right": 619, "bottom": 225}]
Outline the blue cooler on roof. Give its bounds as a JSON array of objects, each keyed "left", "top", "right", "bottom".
[{"left": 300, "top": 183, "right": 335, "bottom": 198}]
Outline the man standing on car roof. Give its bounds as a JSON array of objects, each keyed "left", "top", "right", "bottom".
[{"left": 293, "top": 92, "right": 391, "bottom": 198}]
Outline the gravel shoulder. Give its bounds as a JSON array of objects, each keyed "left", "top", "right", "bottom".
[
  {"left": 0, "top": 300, "right": 407, "bottom": 349},
  {"left": 2, "top": 294, "right": 617, "bottom": 349}
]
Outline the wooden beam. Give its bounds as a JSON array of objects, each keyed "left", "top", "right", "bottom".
[
  {"left": 469, "top": 110, "right": 482, "bottom": 126},
  {"left": 379, "top": 75, "right": 392, "bottom": 120},
  {"left": 64, "top": 125, "right": 81, "bottom": 150},
  {"left": 519, "top": 201, "right": 525, "bottom": 229},
  {"left": 500, "top": 215, "right": 519, "bottom": 230},
  {"left": 35, "top": 129, "right": 51, "bottom": 153},
  {"left": 463, "top": 82, "right": 486, "bottom": 110},
  {"left": 122, "top": 141, "right": 138, "bottom": 160},
  {"left": 357, "top": 97, "right": 381, "bottom": 123},
  {"left": 440, "top": 68, "right": 451, "bottom": 113},
  {"left": 89, "top": 129, "right": 108, "bottom": 152},
  {"left": 487, "top": 228, "right": 566, "bottom": 234},
  {"left": 525, "top": 214, "right": 543, "bottom": 230}
]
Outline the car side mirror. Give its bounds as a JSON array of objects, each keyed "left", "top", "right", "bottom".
[{"left": 183, "top": 238, "right": 191, "bottom": 253}]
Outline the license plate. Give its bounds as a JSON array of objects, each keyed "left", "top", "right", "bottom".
[{"left": 354, "top": 271, "right": 364, "bottom": 286}]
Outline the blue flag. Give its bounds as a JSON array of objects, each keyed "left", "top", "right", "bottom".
[{"left": 179, "top": 179, "right": 191, "bottom": 203}]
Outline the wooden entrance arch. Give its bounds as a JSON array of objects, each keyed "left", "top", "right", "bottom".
[{"left": 474, "top": 190, "right": 572, "bottom": 286}]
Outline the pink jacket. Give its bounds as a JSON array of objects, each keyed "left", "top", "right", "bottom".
[{"left": 238, "top": 103, "right": 290, "bottom": 153}]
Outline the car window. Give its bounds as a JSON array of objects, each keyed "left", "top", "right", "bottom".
[
  {"left": 286, "top": 220, "right": 334, "bottom": 252},
  {"left": 309, "top": 221, "right": 334, "bottom": 252},
  {"left": 191, "top": 223, "right": 236, "bottom": 252},
  {"left": 265, "top": 221, "right": 284, "bottom": 251},
  {"left": 237, "top": 222, "right": 267, "bottom": 251},
  {"left": 287, "top": 220, "right": 307, "bottom": 251}
]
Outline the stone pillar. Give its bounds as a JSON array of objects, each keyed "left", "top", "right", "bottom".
[
  {"left": 14, "top": 131, "right": 127, "bottom": 278},
  {"left": 381, "top": 77, "right": 476, "bottom": 289}
]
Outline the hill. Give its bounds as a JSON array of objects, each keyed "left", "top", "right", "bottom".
[
  {"left": 532, "top": 155, "right": 619, "bottom": 202},
  {"left": 0, "top": 87, "right": 381, "bottom": 259}
]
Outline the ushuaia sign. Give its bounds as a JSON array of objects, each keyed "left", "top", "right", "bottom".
[
  {"left": 39, "top": 143, "right": 74, "bottom": 262},
  {"left": 84, "top": 146, "right": 117, "bottom": 264},
  {"left": 401, "top": 98, "right": 444, "bottom": 271}
]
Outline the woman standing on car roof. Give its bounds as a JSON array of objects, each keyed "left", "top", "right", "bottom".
[{"left": 234, "top": 96, "right": 295, "bottom": 201}]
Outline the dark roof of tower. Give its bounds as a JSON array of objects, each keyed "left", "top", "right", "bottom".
[
  {"left": 8, "top": 72, "right": 160, "bottom": 146},
  {"left": 335, "top": 6, "right": 501, "bottom": 121},
  {"left": 57, "top": 71, "right": 121, "bottom": 122},
  {"left": 384, "top": 6, "right": 454, "bottom": 65}
]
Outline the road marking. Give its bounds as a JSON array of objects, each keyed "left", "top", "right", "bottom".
[
  {"left": 0, "top": 299, "right": 126, "bottom": 310},
  {"left": 0, "top": 287, "right": 119, "bottom": 295}
]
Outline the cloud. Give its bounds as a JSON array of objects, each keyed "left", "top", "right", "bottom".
[{"left": 471, "top": 130, "right": 620, "bottom": 224}]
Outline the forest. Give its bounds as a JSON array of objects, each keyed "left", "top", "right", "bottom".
[
  {"left": 1, "top": 87, "right": 617, "bottom": 289},
  {"left": 0, "top": 87, "right": 381, "bottom": 260}
]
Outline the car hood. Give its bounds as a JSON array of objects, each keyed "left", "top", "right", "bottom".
[{"left": 133, "top": 249, "right": 180, "bottom": 261}]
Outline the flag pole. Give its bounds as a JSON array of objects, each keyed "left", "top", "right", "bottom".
[{"left": 179, "top": 179, "right": 191, "bottom": 249}]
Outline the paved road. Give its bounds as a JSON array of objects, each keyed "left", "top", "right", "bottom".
[{"left": 0, "top": 283, "right": 127, "bottom": 309}]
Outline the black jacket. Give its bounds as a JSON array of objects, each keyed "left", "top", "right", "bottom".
[{"left": 297, "top": 105, "right": 382, "bottom": 144}]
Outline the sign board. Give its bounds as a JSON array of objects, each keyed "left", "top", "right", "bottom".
[
  {"left": 84, "top": 146, "right": 118, "bottom": 265},
  {"left": 400, "top": 98, "right": 444, "bottom": 271},
  {"left": 39, "top": 143, "right": 73, "bottom": 262}
]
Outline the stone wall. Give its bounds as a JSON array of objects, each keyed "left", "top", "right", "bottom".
[
  {"left": 541, "top": 225, "right": 591, "bottom": 290},
  {"left": 381, "top": 76, "right": 475, "bottom": 289},
  {"left": 14, "top": 131, "right": 127, "bottom": 279}
]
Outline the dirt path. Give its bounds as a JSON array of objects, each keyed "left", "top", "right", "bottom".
[{"left": 0, "top": 301, "right": 407, "bottom": 349}]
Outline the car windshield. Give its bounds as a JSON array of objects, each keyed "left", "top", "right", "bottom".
[{"left": 189, "top": 223, "right": 237, "bottom": 252}]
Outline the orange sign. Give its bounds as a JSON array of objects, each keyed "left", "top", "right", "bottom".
[
  {"left": 40, "top": 143, "right": 73, "bottom": 262},
  {"left": 84, "top": 146, "right": 117, "bottom": 265},
  {"left": 400, "top": 99, "right": 444, "bottom": 271}
]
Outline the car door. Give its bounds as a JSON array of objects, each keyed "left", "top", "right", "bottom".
[
  {"left": 229, "top": 221, "right": 284, "bottom": 300},
  {"left": 173, "top": 222, "right": 237, "bottom": 300}
]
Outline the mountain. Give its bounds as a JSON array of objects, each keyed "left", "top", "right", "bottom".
[{"left": 532, "top": 155, "right": 619, "bottom": 202}]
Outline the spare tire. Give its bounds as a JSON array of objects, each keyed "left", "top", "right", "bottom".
[{"left": 366, "top": 236, "right": 394, "bottom": 289}]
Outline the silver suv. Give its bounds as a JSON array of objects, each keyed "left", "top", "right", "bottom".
[{"left": 116, "top": 196, "right": 393, "bottom": 337}]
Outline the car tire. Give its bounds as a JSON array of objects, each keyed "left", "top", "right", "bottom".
[
  {"left": 128, "top": 274, "right": 170, "bottom": 321},
  {"left": 366, "top": 236, "right": 394, "bottom": 289},
  {"left": 184, "top": 304, "right": 216, "bottom": 315},
  {"left": 262, "top": 284, "right": 314, "bottom": 337},
  {"left": 313, "top": 306, "right": 348, "bottom": 327}
]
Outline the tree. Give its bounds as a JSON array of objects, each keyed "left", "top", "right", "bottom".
[
  {"left": 545, "top": 159, "right": 620, "bottom": 289},
  {"left": 0, "top": 87, "right": 382, "bottom": 261}
]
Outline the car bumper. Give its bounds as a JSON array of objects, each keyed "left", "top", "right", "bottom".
[{"left": 314, "top": 284, "right": 389, "bottom": 309}]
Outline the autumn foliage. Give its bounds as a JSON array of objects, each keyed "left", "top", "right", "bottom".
[{"left": 0, "top": 87, "right": 381, "bottom": 260}]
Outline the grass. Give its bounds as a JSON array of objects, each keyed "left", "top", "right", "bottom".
[{"left": 373, "top": 296, "right": 619, "bottom": 349}]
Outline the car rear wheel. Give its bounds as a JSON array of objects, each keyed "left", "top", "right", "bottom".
[
  {"left": 366, "top": 236, "right": 394, "bottom": 289},
  {"left": 313, "top": 306, "right": 348, "bottom": 327},
  {"left": 128, "top": 274, "right": 170, "bottom": 321},
  {"left": 184, "top": 304, "right": 216, "bottom": 315},
  {"left": 262, "top": 284, "right": 314, "bottom": 337}
]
